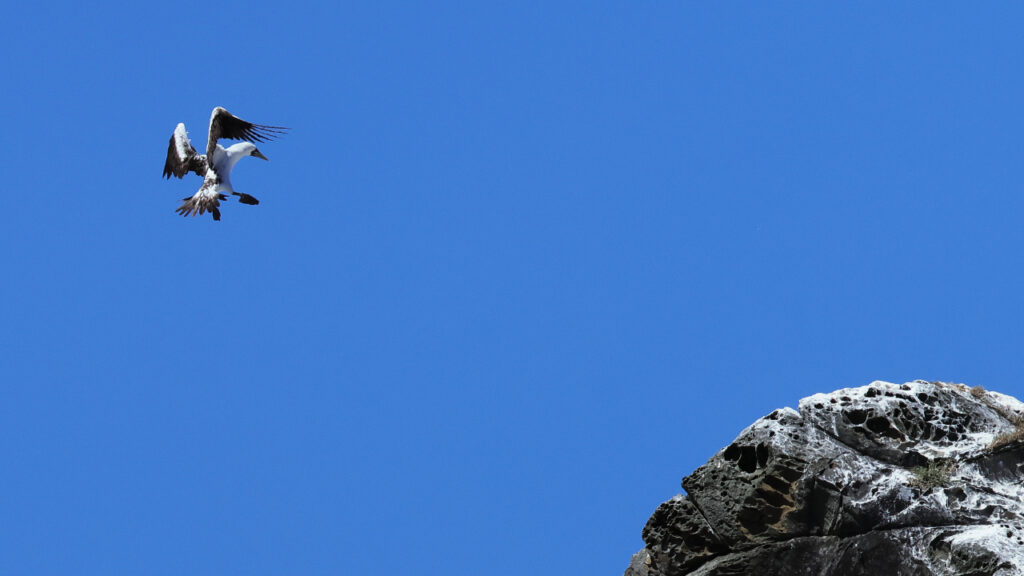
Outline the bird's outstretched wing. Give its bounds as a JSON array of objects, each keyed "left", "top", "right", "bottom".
[
  {"left": 206, "top": 107, "right": 288, "bottom": 160},
  {"left": 162, "top": 123, "right": 208, "bottom": 179}
]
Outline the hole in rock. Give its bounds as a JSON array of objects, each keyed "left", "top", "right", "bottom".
[
  {"left": 756, "top": 443, "right": 771, "bottom": 468},
  {"left": 866, "top": 416, "right": 894, "bottom": 434},
  {"left": 724, "top": 443, "right": 758, "bottom": 473},
  {"left": 844, "top": 409, "right": 868, "bottom": 425}
]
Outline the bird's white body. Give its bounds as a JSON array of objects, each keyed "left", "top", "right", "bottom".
[{"left": 209, "top": 142, "right": 259, "bottom": 194}]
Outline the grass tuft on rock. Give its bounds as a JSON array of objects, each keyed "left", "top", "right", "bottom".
[
  {"left": 910, "top": 460, "right": 955, "bottom": 491},
  {"left": 989, "top": 417, "right": 1024, "bottom": 451}
]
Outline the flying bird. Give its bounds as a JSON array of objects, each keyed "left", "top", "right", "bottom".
[{"left": 162, "top": 107, "right": 287, "bottom": 220}]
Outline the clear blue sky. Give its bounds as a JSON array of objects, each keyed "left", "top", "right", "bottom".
[{"left": 3, "top": 3, "right": 1024, "bottom": 574}]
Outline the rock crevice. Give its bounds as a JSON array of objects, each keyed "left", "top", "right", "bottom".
[{"left": 627, "top": 381, "right": 1024, "bottom": 576}]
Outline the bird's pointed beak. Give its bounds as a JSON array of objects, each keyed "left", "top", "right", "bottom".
[{"left": 252, "top": 149, "right": 269, "bottom": 161}]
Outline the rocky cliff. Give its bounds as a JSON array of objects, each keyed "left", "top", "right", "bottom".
[{"left": 626, "top": 381, "right": 1024, "bottom": 576}]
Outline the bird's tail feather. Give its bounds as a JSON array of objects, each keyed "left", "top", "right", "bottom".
[{"left": 176, "top": 192, "right": 228, "bottom": 221}]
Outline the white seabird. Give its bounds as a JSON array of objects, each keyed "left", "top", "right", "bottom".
[{"left": 163, "top": 107, "right": 287, "bottom": 221}]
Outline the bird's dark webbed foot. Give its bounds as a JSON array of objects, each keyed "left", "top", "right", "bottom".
[{"left": 233, "top": 192, "right": 260, "bottom": 205}]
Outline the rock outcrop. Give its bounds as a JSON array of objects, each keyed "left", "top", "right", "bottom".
[{"left": 627, "top": 381, "right": 1024, "bottom": 576}]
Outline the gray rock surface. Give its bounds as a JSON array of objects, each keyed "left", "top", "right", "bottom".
[{"left": 630, "top": 381, "right": 1024, "bottom": 576}]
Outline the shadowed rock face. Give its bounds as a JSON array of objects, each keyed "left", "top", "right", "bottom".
[{"left": 627, "top": 381, "right": 1024, "bottom": 576}]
